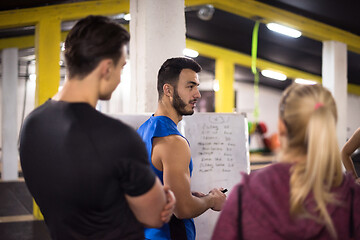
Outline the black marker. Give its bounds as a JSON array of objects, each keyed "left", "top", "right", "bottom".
[{"left": 221, "top": 189, "right": 228, "bottom": 193}]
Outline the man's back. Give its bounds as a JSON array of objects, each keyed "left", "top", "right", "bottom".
[{"left": 20, "top": 100, "right": 156, "bottom": 240}]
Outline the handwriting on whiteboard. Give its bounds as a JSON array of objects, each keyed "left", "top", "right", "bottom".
[{"left": 192, "top": 116, "right": 238, "bottom": 173}]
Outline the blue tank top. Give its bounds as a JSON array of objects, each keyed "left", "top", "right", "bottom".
[{"left": 137, "top": 115, "right": 195, "bottom": 240}]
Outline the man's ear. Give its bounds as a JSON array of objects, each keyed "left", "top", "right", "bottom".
[
  {"left": 163, "top": 84, "right": 173, "bottom": 97},
  {"left": 99, "top": 59, "right": 113, "bottom": 80},
  {"left": 278, "top": 118, "right": 287, "bottom": 137}
]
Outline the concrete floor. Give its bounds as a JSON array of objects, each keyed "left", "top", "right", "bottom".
[
  {"left": 0, "top": 151, "right": 358, "bottom": 240},
  {"left": 0, "top": 180, "right": 51, "bottom": 240}
]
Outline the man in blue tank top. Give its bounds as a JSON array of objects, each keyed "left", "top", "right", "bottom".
[{"left": 137, "top": 57, "right": 227, "bottom": 240}]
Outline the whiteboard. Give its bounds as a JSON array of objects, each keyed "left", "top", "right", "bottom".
[
  {"left": 111, "top": 113, "right": 250, "bottom": 240},
  {"left": 180, "top": 113, "right": 249, "bottom": 240}
]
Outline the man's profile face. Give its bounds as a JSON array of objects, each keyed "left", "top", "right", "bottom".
[
  {"left": 172, "top": 69, "right": 201, "bottom": 116},
  {"left": 99, "top": 45, "right": 127, "bottom": 100}
]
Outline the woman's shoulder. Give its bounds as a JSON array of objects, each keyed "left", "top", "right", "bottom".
[{"left": 244, "top": 162, "right": 291, "bottom": 183}]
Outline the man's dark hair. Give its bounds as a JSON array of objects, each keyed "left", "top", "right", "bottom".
[
  {"left": 64, "top": 15, "right": 130, "bottom": 79},
  {"left": 157, "top": 57, "right": 202, "bottom": 99}
]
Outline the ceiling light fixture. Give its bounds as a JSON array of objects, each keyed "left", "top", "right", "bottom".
[
  {"left": 183, "top": 48, "right": 199, "bottom": 58},
  {"left": 261, "top": 70, "right": 287, "bottom": 81},
  {"left": 197, "top": 4, "right": 215, "bottom": 21},
  {"left": 124, "top": 13, "right": 131, "bottom": 21},
  {"left": 213, "top": 79, "right": 220, "bottom": 92},
  {"left": 29, "top": 73, "right": 36, "bottom": 81},
  {"left": 61, "top": 42, "right": 65, "bottom": 51},
  {"left": 266, "top": 23, "right": 302, "bottom": 38},
  {"left": 294, "top": 78, "right": 317, "bottom": 85}
]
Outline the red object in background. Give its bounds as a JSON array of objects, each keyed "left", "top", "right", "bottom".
[{"left": 257, "top": 122, "right": 267, "bottom": 134}]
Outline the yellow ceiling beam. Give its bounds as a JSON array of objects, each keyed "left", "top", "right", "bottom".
[
  {"left": 0, "top": 26, "right": 132, "bottom": 50},
  {"left": 186, "top": 38, "right": 322, "bottom": 83},
  {"left": 2, "top": 33, "right": 357, "bottom": 95},
  {"left": 185, "top": 0, "right": 360, "bottom": 54},
  {"left": 0, "top": 32, "right": 69, "bottom": 50},
  {"left": 348, "top": 84, "right": 360, "bottom": 96},
  {"left": 0, "top": 0, "right": 129, "bottom": 29},
  {"left": 188, "top": 38, "right": 360, "bottom": 96},
  {"left": 0, "top": 35, "right": 34, "bottom": 50},
  {"left": 0, "top": 0, "right": 357, "bottom": 96},
  {"left": 187, "top": 38, "right": 360, "bottom": 96}
]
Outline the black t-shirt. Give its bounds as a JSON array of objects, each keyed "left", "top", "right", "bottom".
[{"left": 19, "top": 100, "right": 156, "bottom": 240}]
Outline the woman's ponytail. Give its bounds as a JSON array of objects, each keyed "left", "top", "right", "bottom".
[
  {"left": 305, "top": 104, "right": 343, "bottom": 238},
  {"left": 281, "top": 84, "right": 343, "bottom": 239}
]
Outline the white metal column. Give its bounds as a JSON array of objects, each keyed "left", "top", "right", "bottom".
[
  {"left": 129, "top": 0, "right": 186, "bottom": 113},
  {"left": 322, "top": 41, "right": 347, "bottom": 148},
  {"left": 1, "top": 48, "right": 18, "bottom": 180}
]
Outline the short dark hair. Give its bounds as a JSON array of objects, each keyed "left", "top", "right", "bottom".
[
  {"left": 64, "top": 15, "right": 130, "bottom": 79},
  {"left": 157, "top": 57, "right": 202, "bottom": 99}
]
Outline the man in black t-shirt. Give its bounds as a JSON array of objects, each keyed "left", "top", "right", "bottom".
[{"left": 19, "top": 15, "right": 175, "bottom": 240}]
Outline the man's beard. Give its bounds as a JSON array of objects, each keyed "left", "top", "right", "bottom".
[{"left": 173, "top": 89, "right": 194, "bottom": 116}]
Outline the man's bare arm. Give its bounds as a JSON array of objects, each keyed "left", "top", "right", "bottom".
[
  {"left": 152, "top": 135, "right": 226, "bottom": 219},
  {"left": 342, "top": 128, "right": 360, "bottom": 180},
  {"left": 125, "top": 178, "right": 174, "bottom": 228}
]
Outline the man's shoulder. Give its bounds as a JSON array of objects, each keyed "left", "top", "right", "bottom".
[
  {"left": 139, "top": 115, "right": 168, "bottom": 127},
  {"left": 22, "top": 100, "right": 54, "bottom": 127},
  {"left": 153, "top": 134, "right": 189, "bottom": 159},
  {"left": 138, "top": 115, "right": 181, "bottom": 138},
  {"left": 28, "top": 99, "right": 52, "bottom": 115},
  {"left": 154, "top": 133, "right": 187, "bottom": 145}
]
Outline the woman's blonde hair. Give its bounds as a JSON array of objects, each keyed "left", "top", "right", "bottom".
[{"left": 279, "top": 83, "right": 343, "bottom": 238}]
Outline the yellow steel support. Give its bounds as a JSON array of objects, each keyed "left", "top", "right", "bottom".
[
  {"left": 0, "top": 31, "right": 67, "bottom": 51},
  {"left": 186, "top": 38, "right": 322, "bottom": 83},
  {"left": 0, "top": 0, "right": 129, "bottom": 29},
  {"left": 0, "top": 35, "right": 35, "bottom": 50},
  {"left": 215, "top": 58, "right": 235, "bottom": 112},
  {"left": 185, "top": 0, "right": 360, "bottom": 55},
  {"left": 33, "top": 199, "right": 43, "bottom": 220},
  {"left": 32, "top": 17, "right": 62, "bottom": 219},
  {"left": 1, "top": 0, "right": 357, "bottom": 53},
  {"left": 187, "top": 38, "right": 360, "bottom": 103},
  {"left": 348, "top": 84, "right": 360, "bottom": 96},
  {"left": 35, "top": 18, "right": 61, "bottom": 107},
  {"left": 0, "top": 0, "right": 130, "bottom": 105},
  {"left": 0, "top": 28, "right": 130, "bottom": 50}
]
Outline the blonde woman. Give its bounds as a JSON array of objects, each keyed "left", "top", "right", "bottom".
[{"left": 212, "top": 84, "right": 360, "bottom": 240}]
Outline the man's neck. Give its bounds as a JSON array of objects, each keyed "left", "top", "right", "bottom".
[
  {"left": 154, "top": 100, "right": 182, "bottom": 125},
  {"left": 52, "top": 75, "right": 99, "bottom": 108}
]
